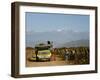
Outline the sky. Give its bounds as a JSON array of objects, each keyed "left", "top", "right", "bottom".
[
  {"left": 25, "top": 12, "right": 89, "bottom": 33},
  {"left": 25, "top": 12, "right": 89, "bottom": 47}
]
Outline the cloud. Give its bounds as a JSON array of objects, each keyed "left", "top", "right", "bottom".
[{"left": 56, "top": 28, "right": 66, "bottom": 32}]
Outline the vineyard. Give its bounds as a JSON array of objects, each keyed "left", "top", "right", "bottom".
[{"left": 52, "top": 47, "right": 89, "bottom": 64}]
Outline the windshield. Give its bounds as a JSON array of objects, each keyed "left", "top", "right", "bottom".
[{"left": 38, "top": 50, "right": 51, "bottom": 54}]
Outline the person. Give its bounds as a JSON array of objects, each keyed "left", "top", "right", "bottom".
[
  {"left": 50, "top": 52, "right": 56, "bottom": 61},
  {"left": 64, "top": 49, "right": 69, "bottom": 60},
  {"left": 71, "top": 50, "right": 75, "bottom": 60}
]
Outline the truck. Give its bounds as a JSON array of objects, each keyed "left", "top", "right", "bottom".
[{"left": 29, "top": 41, "right": 53, "bottom": 61}]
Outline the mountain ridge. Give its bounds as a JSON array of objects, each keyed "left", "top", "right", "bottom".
[{"left": 55, "top": 39, "right": 89, "bottom": 48}]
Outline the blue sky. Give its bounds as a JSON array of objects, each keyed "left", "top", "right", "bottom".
[
  {"left": 25, "top": 12, "right": 89, "bottom": 33},
  {"left": 25, "top": 12, "right": 89, "bottom": 47}
]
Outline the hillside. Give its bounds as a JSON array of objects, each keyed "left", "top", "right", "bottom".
[{"left": 56, "top": 40, "right": 89, "bottom": 48}]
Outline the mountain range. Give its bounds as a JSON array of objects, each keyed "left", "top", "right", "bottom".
[
  {"left": 56, "top": 39, "right": 89, "bottom": 48},
  {"left": 26, "top": 30, "right": 89, "bottom": 48}
]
